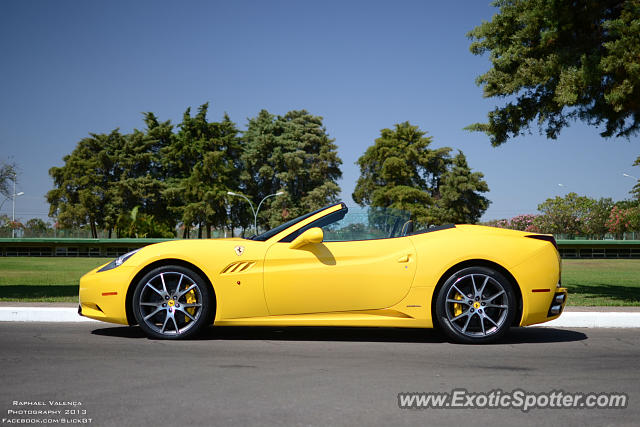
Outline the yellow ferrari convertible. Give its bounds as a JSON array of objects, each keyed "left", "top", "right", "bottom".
[{"left": 79, "top": 202, "right": 567, "bottom": 343}]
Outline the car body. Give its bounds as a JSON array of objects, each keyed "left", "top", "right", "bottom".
[{"left": 79, "top": 202, "right": 567, "bottom": 343}]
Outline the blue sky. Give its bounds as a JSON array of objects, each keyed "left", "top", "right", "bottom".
[{"left": 0, "top": 0, "right": 638, "bottom": 223}]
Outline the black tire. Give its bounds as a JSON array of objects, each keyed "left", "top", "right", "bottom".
[
  {"left": 132, "top": 265, "right": 214, "bottom": 340},
  {"left": 435, "top": 266, "right": 515, "bottom": 344}
]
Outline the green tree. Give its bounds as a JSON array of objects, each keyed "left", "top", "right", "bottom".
[
  {"left": 47, "top": 125, "right": 173, "bottom": 238},
  {"left": 353, "top": 122, "right": 490, "bottom": 225},
  {"left": 630, "top": 207, "right": 640, "bottom": 231},
  {"left": 163, "top": 104, "right": 243, "bottom": 237},
  {"left": 111, "top": 124, "right": 174, "bottom": 237},
  {"left": 239, "top": 109, "right": 283, "bottom": 231},
  {"left": 535, "top": 192, "right": 595, "bottom": 235},
  {"left": 241, "top": 109, "right": 342, "bottom": 230},
  {"left": 632, "top": 156, "right": 640, "bottom": 199},
  {"left": 507, "top": 214, "right": 540, "bottom": 232},
  {"left": 432, "top": 151, "right": 491, "bottom": 224},
  {"left": 23, "top": 218, "right": 51, "bottom": 237},
  {"left": 47, "top": 104, "right": 342, "bottom": 238},
  {"left": 142, "top": 112, "right": 180, "bottom": 232},
  {"left": 467, "top": 0, "right": 640, "bottom": 146},
  {"left": 0, "top": 214, "right": 10, "bottom": 236},
  {"left": 47, "top": 131, "right": 125, "bottom": 238},
  {"left": 610, "top": 199, "right": 640, "bottom": 234},
  {"left": 615, "top": 199, "right": 640, "bottom": 209},
  {"left": 582, "top": 197, "right": 615, "bottom": 238},
  {"left": 0, "top": 160, "right": 16, "bottom": 201},
  {"left": 116, "top": 206, "right": 174, "bottom": 238},
  {"left": 606, "top": 205, "right": 636, "bottom": 237},
  {"left": 0, "top": 214, "right": 23, "bottom": 237}
]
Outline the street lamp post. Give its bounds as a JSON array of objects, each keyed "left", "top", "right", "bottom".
[
  {"left": 11, "top": 175, "right": 24, "bottom": 238},
  {"left": 227, "top": 191, "right": 284, "bottom": 236}
]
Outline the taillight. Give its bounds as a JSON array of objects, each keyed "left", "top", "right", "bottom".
[{"left": 525, "top": 234, "right": 558, "bottom": 250}]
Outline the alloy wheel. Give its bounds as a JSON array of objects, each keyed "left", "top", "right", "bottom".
[
  {"left": 137, "top": 271, "right": 204, "bottom": 336},
  {"left": 444, "top": 273, "right": 509, "bottom": 338}
]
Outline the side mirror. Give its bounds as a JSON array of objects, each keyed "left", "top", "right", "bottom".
[{"left": 289, "top": 227, "right": 324, "bottom": 249}]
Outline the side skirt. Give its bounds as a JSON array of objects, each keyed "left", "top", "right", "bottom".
[{"left": 215, "top": 308, "right": 432, "bottom": 328}]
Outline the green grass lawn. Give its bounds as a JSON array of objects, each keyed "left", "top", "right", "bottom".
[
  {"left": 0, "top": 257, "right": 639, "bottom": 305},
  {"left": 561, "top": 259, "right": 640, "bottom": 306},
  {"left": 0, "top": 257, "right": 110, "bottom": 302}
]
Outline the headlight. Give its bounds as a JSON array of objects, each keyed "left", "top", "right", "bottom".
[{"left": 98, "top": 249, "right": 141, "bottom": 272}]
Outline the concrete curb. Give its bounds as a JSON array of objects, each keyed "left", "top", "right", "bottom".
[
  {"left": 0, "top": 307, "right": 639, "bottom": 327},
  {"left": 0, "top": 307, "right": 97, "bottom": 322},
  {"left": 541, "top": 312, "right": 640, "bottom": 328}
]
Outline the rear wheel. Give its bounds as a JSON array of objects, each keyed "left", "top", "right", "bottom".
[
  {"left": 132, "top": 265, "right": 214, "bottom": 339},
  {"left": 435, "top": 266, "right": 515, "bottom": 344}
]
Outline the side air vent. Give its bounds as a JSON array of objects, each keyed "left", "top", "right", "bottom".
[{"left": 221, "top": 261, "right": 256, "bottom": 274}]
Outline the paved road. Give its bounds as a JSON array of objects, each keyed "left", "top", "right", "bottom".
[{"left": 1, "top": 323, "right": 638, "bottom": 426}]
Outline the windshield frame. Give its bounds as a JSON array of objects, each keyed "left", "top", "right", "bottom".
[
  {"left": 278, "top": 204, "right": 413, "bottom": 242},
  {"left": 249, "top": 202, "right": 344, "bottom": 241}
]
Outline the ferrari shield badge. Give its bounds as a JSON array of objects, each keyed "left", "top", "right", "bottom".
[{"left": 234, "top": 246, "right": 245, "bottom": 256}]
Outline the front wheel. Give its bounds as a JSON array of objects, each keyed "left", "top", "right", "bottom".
[
  {"left": 435, "top": 266, "right": 516, "bottom": 344},
  {"left": 132, "top": 265, "right": 214, "bottom": 339}
]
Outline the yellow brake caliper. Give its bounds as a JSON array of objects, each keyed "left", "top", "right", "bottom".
[
  {"left": 453, "top": 292, "right": 464, "bottom": 316},
  {"left": 184, "top": 289, "right": 197, "bottom": 322}
]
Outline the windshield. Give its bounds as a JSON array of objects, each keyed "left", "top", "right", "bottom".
[
  {"left": 280, "top": 205, "right": 412, "bottom": 242},
  {"left": 250, "top": 203, "right": 342, "bottom": 241}
]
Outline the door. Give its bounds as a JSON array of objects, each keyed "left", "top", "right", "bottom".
[{"left": 263, "top": 238, "right": 417, "bottom": 315}]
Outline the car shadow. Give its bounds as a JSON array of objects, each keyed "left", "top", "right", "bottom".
[
  {"left": 199, "top": 326, "right": 446, "bottom": 343},
  {"left": 92, "top": 326, "right": 147, "bottom": 338},
  {"left": 91, "top": 325, "right": 587, "bottom": 344},
  {"left": 502, "top": 327, "right": 587, "bottom": 344}
]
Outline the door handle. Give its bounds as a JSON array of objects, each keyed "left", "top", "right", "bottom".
[{"left": 397, "top": 254, "right": 410, "bottom": 263}]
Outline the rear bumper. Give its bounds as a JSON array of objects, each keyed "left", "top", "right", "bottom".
[
  {"left": 509, "top": 240, "right": 567, "bottom": 326},
  {"left": 548, "top": 289, "right": 568, "bottom": 317},
  {"left": 520, "top": 286, "right": 568, "bottom": 326}
]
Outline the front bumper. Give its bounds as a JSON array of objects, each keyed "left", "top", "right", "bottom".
[{"left": 78, "top": 265, "right": 135, "bottom": 325}]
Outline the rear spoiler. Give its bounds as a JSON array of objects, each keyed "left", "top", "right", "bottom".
[{"left": 525, "top": 234, "right": 558, "bottom": 251}]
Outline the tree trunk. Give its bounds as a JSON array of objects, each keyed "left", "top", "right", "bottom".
[
  {"left": 198, "top": 223, "right": 202, "bottom": 239},
  {"left": 206, "top": 223, "right": 211, "bottom": 239},
  {"left": 108, "top": 228, "right": 112, "bottom": 239}
]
